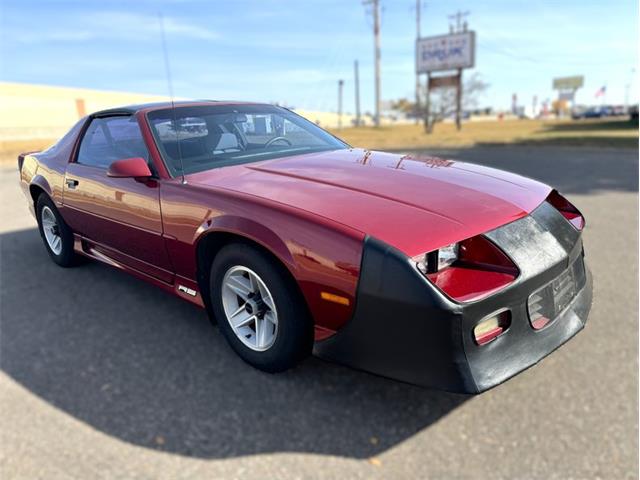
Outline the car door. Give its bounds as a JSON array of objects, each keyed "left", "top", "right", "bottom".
[{"left": 62, "top": 114, "right": 173, "bottom": 283}]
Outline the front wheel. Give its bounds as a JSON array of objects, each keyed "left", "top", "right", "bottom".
[{"left": 210, "top": 243, "right": 313, "bottom": 373}]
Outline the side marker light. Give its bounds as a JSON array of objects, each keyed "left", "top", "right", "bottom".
[{"left": 320, "top": 291, "right": 350, "bottom": 306}]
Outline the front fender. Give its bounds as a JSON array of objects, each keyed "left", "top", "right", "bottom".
[
  {"left": 160, "top": 181, "right": 364, "bottom": 335},
  {"left": 191, "top": 213, "right": 364, "bottom": 336},
  {"left": 195, "top": 214, "right": 295, "bottom": 270}
]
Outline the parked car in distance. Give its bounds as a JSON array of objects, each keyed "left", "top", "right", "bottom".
[
  {"left": 611, "top": 105, "right": 627, "bottom": 116},
  {"left": 584, "top": 107, "right": 605, "bottom": 118},
  {"left": 573, "top": 105, "right": 625, "bottom": 119},
  {"left": 18, "top": 101, "right": 593, "bottom": 393},
  {"left": 571, "top": 105, "right": 587, "bottom": 120}
]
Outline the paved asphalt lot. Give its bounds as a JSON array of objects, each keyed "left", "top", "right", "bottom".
[{"left": 0, "top": 145, "right": 637, "bottom": 479}]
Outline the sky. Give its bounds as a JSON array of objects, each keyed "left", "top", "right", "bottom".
[{"left": 1, "top": 0, "right": 637, "bottom": 113}]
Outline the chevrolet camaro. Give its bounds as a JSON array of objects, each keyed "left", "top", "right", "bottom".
[{"left": 18, "top": 101, "right": 592, "bottom": 393}]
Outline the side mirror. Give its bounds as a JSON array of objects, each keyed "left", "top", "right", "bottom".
[{"left": 107, "top": 157, "right": 152, "bottom": 178}]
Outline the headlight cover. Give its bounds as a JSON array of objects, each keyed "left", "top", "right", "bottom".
[
  {"left": 412, "top": 235, "right": 520, "bottom": 302},
  {"left": 412, "top": 242, "right": 459, "bottom": 274},
  {"left": 437, "top": 243, "right": 459, "bottom": 270}
]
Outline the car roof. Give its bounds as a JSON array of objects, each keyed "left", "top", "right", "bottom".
[{"left": 92, "top": 99, "right": 267, "bottom": 117}]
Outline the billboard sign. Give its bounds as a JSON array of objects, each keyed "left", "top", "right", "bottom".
[
  {"left": 552, "top": 76, "right": 584, "bottom": 90},
  {"left": 417, "top": 31, "right": 475, "bottom": 73},
  {"left": 428, "top": 74, "right": 460, "bottom": 89}
]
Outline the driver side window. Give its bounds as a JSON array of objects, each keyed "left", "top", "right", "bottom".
[{"left": 77, "top": 116, "right": 149, "bottom": 168}]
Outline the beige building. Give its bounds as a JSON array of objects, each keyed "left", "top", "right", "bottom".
[{"left": 0, "top": 82, "right": 362, "bottom": 140}]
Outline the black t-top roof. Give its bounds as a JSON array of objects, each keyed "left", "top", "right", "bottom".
[{"left": 92, "top": 99, "right": 259, "bottom": 117}]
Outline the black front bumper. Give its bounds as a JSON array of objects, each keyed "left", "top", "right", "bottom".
[{"left": 314, "top": 202, "right": 593, "bottom": 394}]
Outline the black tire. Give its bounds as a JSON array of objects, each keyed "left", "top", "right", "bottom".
[
  {"left": 36, "top": 194, "right": 77, "bottom": 267},
  {"left": 210, "top": 243, "right": 313, "bottom": 373}
]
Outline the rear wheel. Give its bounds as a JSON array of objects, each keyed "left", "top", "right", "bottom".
[
  {"left": 36, "top": 194, "right": 77, "bottom": 267},
  {"left": 210, "top": 243, "right": 313, "bottom": 372}
]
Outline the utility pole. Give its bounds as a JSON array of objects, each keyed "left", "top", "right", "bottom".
[
  {"left": 625, "top": 68, "right": 636, "bottom": 111},
  {"left": 415, "top": 0, "right": 421, "bottom": 124},
  {"left": 364, "top": 0, "right": 382, "bottom": 127},
  {"left": 373, "top": 0, "right": 381, "bottom": 127},
  {"left": 448, "top": 10, "right": 469, "bottom": 33},
  {"left": 354, "top": 60, "right": 361, "bottom": 126},
  {"left": 338, "top": 79, "right": 344, "bottom": 130}
]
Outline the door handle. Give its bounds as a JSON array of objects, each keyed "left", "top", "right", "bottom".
[{"left": 65, "top": 178, "right": 79, "bottom": 189}]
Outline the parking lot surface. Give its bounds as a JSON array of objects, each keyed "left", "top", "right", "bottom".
[{"left": 1, "top": 145, "right": 637, "bottom": 479}]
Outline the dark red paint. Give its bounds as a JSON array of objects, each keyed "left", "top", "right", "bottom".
[
  {"left": 426, "top": 234, "right": 520, "bottom": 302},
  {"left": 428, "top": 267, "right": 518, "bottom": 303},
  {"left": 475, "top": 326, "right": 504, "bottom": 345},
  {"left": 107, "top": 157, "right": 153, "bottom": 178},
  {"left": 546, "top": 189, "right": 585, "bottom": 230}
]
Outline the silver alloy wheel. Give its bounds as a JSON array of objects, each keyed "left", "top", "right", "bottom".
[
  {"left": 41, "top": 206, "right": 62, "bottom": 255},
  {"left": 221, "top": 266, "right": 278, "bottom": 352}
]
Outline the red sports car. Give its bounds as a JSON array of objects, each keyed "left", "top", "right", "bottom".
[{"left": 18, "top": 101, "right": 592, "bottom": 393}]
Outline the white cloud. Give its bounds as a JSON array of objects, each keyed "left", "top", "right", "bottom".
[
  {"left": 6, "top": 10, "right": 218, "bottom": 44},
  {"left": 93, "top": 11, "right": 218, "bottom": 40},
  {"left": 7, "top": 29, "right": 96, "bottom": 44}
]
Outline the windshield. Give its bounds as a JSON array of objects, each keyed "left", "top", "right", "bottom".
[{"left": 147, "top": 104, "right": 348, "bottom": 176}]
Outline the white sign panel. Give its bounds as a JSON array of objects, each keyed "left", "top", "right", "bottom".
[
  {"left": 416, "top": 31, "right": 475, "bottom": 73},
  {"left": 552, "top": 76, "right": 584, "bottom": 90}
]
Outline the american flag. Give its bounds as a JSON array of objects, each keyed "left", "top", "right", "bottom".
[{"left": 595, "top": 86, "right": 606, "bottom": 97}]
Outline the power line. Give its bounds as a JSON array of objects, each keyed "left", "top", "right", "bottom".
[{"left": 479, "top": 41, "right": 631, "bottom": 67}]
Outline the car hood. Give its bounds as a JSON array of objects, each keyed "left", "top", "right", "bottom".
[{"left": 186, "top": 148, "right": 552, "bottom": 256}]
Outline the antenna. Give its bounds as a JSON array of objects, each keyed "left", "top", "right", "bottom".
[{"left": 158, "top": 12, "right": 186, "bottom": 184}]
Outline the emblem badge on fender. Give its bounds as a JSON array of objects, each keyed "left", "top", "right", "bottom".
[{"left": 178, "top": 285, "right": 197, "bottom": 297}]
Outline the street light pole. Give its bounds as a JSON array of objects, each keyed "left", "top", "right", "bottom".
[
  {"left": 338, "top": 79, "right": 344, "bottom": 130},
  {"left": 625, "top": 67, "right": 636, "bottom": 111},
  {"left": 354, "top": 60, "right": 361, "bottom": 126}
]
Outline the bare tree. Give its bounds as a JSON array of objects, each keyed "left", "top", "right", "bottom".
[
  {"left": 389, "top": 98, "right": 415, "bottom": 114},
  {"left": 424, "top": 73, "right": 489, "bottom": 133}
]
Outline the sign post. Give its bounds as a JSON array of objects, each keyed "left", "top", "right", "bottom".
[
  {"left": 552, "top": 76, "right": 584, "bottom": 113},
  {"left": 455, "top": 69, "right": 462, "bottom": 129},
  {"left": 423, "top": 73, "right": 431, "bottom": 132},
  {"left": 416, "top": 30, "right": 475, "bottom": 131}
]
